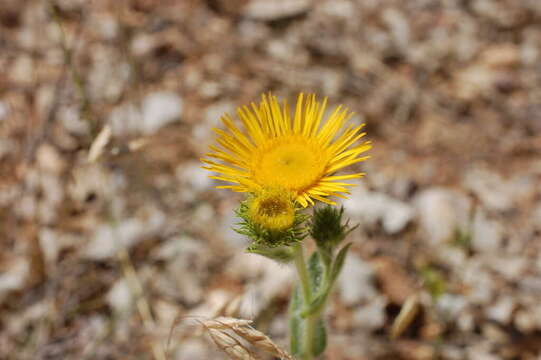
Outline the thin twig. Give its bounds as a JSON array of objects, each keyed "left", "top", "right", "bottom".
[{"left": 116, "top": 247, "right": 167, "bottom": 360}]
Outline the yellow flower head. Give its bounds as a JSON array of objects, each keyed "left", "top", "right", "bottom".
[
  {"left": 248, "top": 187, "right": 296, "bottom": 231},
  {"left": 202, "top": 93, "right": 371, "bottom": 207}
]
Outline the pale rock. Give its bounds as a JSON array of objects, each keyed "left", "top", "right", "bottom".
[
  {"left": 480, "top": 44, "right": 519, "bottom": 68},
  {"left": 90, "top": 13, "right": 118, "bottom": 40},
  {"left": 0, "top": 101, "right": 9, "bottom": 121},
  {"left": 192, "top": 101, "right": 234, "bottom": 143},
  {"left": 58, "top": 106, "right": 90, "bottom": 136},
  {"left": 82, "top": 209, "right": 166, "bottom": 260},
  {"left": 106, "top": 279, "right": 134, "bottom": 315},
  {"left": 471, "top": 210, "right": 503, "bottom": 252},
  {"left": 5, "top": 300, "right": 49, "bottom": 334},
  {"left": 175, "top": 339, "right": 213, "bottom": 360},
  {"left": 226, "top": 255, "right": 293, "bottom": 317},
  {"left": 457, "top": 312, "right": 475, "bottom": 332},
  {"left": 9, "top": 56, "right": 34, "bottom": 86},
  {"left": 464, "top": 168, "right": 535, "bottom": 212},
  {"left": 433, "top": 245, "right": 467, "bottom": 268},
  {"left": 382, "top": 7, "right": 410, "bottom": 50},
  {"left": 39, "top": 229, "right": 78, "bottom": 267},
  {"left": 243, "top": 0, "right": 311, "bottom": 20},
  {"left": 68, "top": 164, "right": 123, "bottom": 206},
  {"left": 0, "top": 259, "right": 30, "bottom": 302},
  {"left": 436, "top": 294, "right": 467, "bottom": 318},
  {"left": 108, "top": 103, "right": 142, "bottom": 136},
  {"left": 462, "top": 260, "right": 494, "bottom": 304},
  {"left": 486, "top": 296, "right": 515, "bottom": 324},
  {"left": 488, "top": 256, "right": 527, "bottom": 280},
  {"left": 141, "top": 92, "right": 183, "bottom": 134},
  {"left": 109, "top": 92, "right": 183, "bottom": 136},
  {"left": 352, "top": 295, "right": 387, "bottom": 330},
  {"left": 151, "top": 235, "right": 204, "bottom": 261},
  {"left": 221, "top": 210, "right": 248, "bottom": 250},
  {"left": 533, "top": 202, "right": 541, "bottom": 228},
  {"left": 14, "top": 194, "right": 36, "bottom": 221},
  {"left": 198, "top": 81, "right": 221, "bottom": 98},
  {"left": 319, "top": 0, "right": 355, "bottom": 18},
  {"left": 519, "top": 276, "right": 541, "bottom": 294},
  {"left": 154, "top": 299, "right": 181, "bottom": 329},
  {"left": 130, "top": 33, "right": 156, "bottom": 57},
  {"left": 188, "top": 289, "right": 233, "bottom": 319},
  {"left": 151, "top": 236, "right": 209, "bottom": 305},
  {"left": 0, "top": 139, "right": 16, "bottom": 161},
  {"left": 343, "top": 186, "right": 415, "bottom": 235},
  {"left": 36, "top": 85, "right": 55, "bottom": 117},
  {"left": 337, "top": 254, "right": 377, "bottom": 306},
  {"left": 467, "top": 344, "right": 500, "bottom": 360},
  {"left": 414, "top": 188, "right": 471, "bottom": 245},
  {"left": 36, "top": 144, "right": 66, "bottom": 174},
  {"left": 88, "top": 47, "right": 130, "bottom": 102},
  {"left": 176, "top": 162, "right": 213, "bottom": 199},
  {"left": 514, "top": 309, "right": 536, "bottom": 333}
]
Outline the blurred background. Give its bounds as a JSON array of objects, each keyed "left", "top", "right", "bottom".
[{"left": 1, "top": 0, "right": 541, "bottom": 359}]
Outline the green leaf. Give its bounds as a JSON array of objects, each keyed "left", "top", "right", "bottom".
[
  {"left": 300, "top": 292, "right": 328, "bottom": 318},
  {"left": 308, "top": 251, "right": 324, "bottom": 292},
  {"left": 301, "top": 251, "right": 333, "bottom": 318},
  {"left": 246, "top": 243, "right": 295, "bottom": 263},
  {"left": 330, "top": 243, "right": 352, "bottom": 285},
  {"left": 312, "top": 318, "right": 327, "bottom": 357},
  {"left": 288, "top": 286, "right": 303, "bottom": 356}
]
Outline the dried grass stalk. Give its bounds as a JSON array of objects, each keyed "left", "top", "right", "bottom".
[{"left": 202, "top": 317, "right": 294, "bottom": 360}]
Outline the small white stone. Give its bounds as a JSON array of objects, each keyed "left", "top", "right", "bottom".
[
  {"left": 488, "top": 256, "right": 527, "bottom": 280},
  {"left": 352, "top": 295, "right": 387, "bottom": 330},
  {"left": 83, "top": 209, "right": 166, "bottom": 260},
  {"left": 414, "top": 188, "right": 471, "bottom": 245},
  {"left": 58, "top": 106, "right": 89, "bottom": 136},
  {"left": 0, "top": 101, "right": 9, "bottom": 121},
  {"left": 471, "top": 210, "right": 503, "bottom": 252},
  {"left": 344, "top": 186, "right": 415, "bottom": 235},
  {"left": 338, "top": 254, "right": 377, "bottom": 306},
  {"left": 436, "top": 294, "right": 467, "bottom": 318},
  {"left": 464, "top": 168, "right": 535, "bottom": 212},
  {"left": 176, "top": 162, "right": 212, "bottom": 193},
  {"left": 107, "top": 279, "right": 133, "bottom": 314},
  {"left": 486, "top": 297, "right": 515, "bottom": 324},
  {"left": 514, "top": 309, "right": 536, "bottom": 333},
  {"left": 141, "top": 92, "right": 183, "bottom": 135},
  {"left": 36, "top": 144, "right": 66, "bottom": 174},
  {"left": 0, "top": 259, "right": 30, "bottom": 302}
]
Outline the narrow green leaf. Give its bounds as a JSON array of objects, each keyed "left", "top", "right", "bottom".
[
  {"left": 308, "top": 251, "right": 324, "bottom": 292},
  {"left": 318, "top": 248, "right": 333, "bottom": 271},
  {"left": 246, "top": 244, "right": 295, "bottom": 263},
  {"left": 300, "top": 292, "right": 328, "bottom": 318},
  {"left": 288, "top": 286, "right": 303, "bottom": 356},
  {"left": 312, "top": 318, "right": 327, "bottom": 357},
  {"left": 330, "top": 243, "right": 352, "bottom": 285}
]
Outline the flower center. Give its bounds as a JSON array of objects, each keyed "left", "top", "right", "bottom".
[
  {"left": 253, "top": 137, "right": 326, "bottom": 193},
  {"left": 248, "top": 188, "right": 296, "bottom": 231}
]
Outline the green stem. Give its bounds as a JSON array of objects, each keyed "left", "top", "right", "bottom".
[{"left": 293, "top": 243, "right": 316, "bottom": 360}]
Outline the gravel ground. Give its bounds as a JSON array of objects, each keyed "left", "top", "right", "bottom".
[{"left": 1, "top": 0, "right": 541, "bottom": 359}]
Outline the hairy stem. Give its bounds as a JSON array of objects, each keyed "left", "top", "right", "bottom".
[{"left": 293, "top": 243, "right": 316, "bottom": 360}]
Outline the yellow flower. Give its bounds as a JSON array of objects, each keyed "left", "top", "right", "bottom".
[
  {"left": 248, "top": 187, "right": 296, "bottom": 231},
  {"left": 202, "top": 93, "right": 371, "bottom": 207}
]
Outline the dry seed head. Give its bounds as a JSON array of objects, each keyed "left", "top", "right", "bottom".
[
  {"left": 203, "top": 317, "right": 294, "bottom": 360},
  {"left": 208, "top": 328, "right": 259, "bottom": 360}
]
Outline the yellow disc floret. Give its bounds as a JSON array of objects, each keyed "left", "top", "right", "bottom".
[
  {"left": 202, "top": 93, "right": 372, "bottom": 207},
  {"left": 248, "top": 188, "right": 296, "bottom": 232}
]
